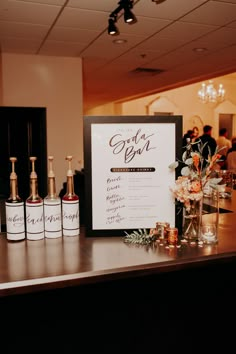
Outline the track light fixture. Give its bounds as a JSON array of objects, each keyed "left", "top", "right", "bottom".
[
  {"left": 123, "top": 0, "right": 136, "bottom": 23},
  {"left": 108, "top": 15, "right": 119, "bottom": 35},
  {"left": 108, "top": 0, "right": 136, "bottom": 36}
]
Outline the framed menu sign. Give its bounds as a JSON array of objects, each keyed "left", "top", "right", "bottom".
[{"left": 83, "top": 115, "right": 182, "bottom": 236}]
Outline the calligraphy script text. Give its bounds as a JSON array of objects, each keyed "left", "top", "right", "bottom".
[{"left": 109, "top": 129, "right": 156, "bottom": 163}]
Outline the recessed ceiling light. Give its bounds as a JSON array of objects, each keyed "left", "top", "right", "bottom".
[
  {"left": 113, "top": 39, "right": 127, "bottom": 44},
  {"left": 152, "top": 0, "right": 167, "bottom": 3},
  {"left": 193, "top": 47, "right": 207, "bottom": 53}
]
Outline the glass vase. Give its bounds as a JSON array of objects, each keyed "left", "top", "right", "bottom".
[
  {"left": 200, "top": 189, "right": 219, "bottom": 244},
  {"left": 182, "top": 199, "right": 202, "bottom": 242}
]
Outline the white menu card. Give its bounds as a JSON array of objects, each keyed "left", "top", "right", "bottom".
[{"left": 84, "top": 116, "right": 182, "bottom": 236}]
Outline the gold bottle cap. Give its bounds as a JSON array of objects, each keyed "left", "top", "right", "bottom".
[
  {"left": 9, "top": 157, "right": 17, "bottom": 180},
  {"left": 66, "top": 156, "right": 73, "bottom": 177},
  {"left": 30, "top": 156, "right": 37, "bottom": 178},
  {"left": 48, "top": 156, "right": 55, "bottom": 178}
]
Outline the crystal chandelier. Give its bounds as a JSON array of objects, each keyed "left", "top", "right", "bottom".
[{"left": 198, "top": 80, "right": 225, "bottom": 103}]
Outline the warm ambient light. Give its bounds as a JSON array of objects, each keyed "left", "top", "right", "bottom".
[
  {"left": 193, "top": 47, "right": 207, "bottom": 53},
  {"left": 113, "top": 38, "right": 127, "bottom": 44},
  {"left": 198, "top": 80, "right": 225, "bottom": 103},
  {"left": 152, "top": 0, "right": 167, "bottom": 3},
  {"left": 108, "top": 0, "right": 136, "bottom": 36}
]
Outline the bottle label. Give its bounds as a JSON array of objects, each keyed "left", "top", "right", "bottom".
[
  {"left": 44, "top": 200, "right": 62, "bottom": 233},
  {"left": 25, "top": 202, "right": 44, "bottom": 237},
  {"left": 5, "top": 202, "right": 25, "bottom": 236},
  {"left": 62, "top": 200, "right": 80, "bottom": 235}
]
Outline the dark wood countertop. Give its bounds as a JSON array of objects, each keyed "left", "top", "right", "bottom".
[{"left": 1, "top": 193, "right": 236, "bottom": 297}]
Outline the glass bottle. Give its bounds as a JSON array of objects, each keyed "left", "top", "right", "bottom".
[
  {"left": 44, "top": 156, "right": 62, "bottom": 238},
  {"left": 62, "top": 156, "right": 80, "bottom": 236},
  {"left": 25, "top": 156, "right": 44, "bottom": 240},
  {"left": 5, "top": 157, "right": 25, "bottom": 241}
]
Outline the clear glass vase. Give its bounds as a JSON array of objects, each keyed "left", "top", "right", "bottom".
[
  {"left": 182, "top": 199, "right": 202, "bottom": 242},
  {"left": 200, "top": 189, "right": 219, "bottom": 244}
]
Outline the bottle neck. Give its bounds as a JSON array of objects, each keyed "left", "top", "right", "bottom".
[
  {"left": 47, "top": 177, "right": 57, "bottom": 199},
  {"left": 62, "top": 175, "right": 79, "bottom": 201},
  {"left": 8, "top": 179, "right": 21, "bottom": 202},
  {"left": 27, "top": 177, "right": 41, "bottom": 201},
  {"left": 66, "top": 175, "right": 75, "bottom": 197}
]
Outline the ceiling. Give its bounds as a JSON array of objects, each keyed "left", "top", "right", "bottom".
[{"left": 1, "top": 0, "right": 236, "bottom": 112}]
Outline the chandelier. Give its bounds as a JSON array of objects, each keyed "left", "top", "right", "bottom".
[{"left": 198, "top": 80, "right": 225, "bottom": 103}]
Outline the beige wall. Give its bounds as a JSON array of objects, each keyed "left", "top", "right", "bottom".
[
  {"left": 86, "top": 101, "right": 122, "bottom": 116},
  {"left": 1, "top": 52, "right": 236, "bottom": 194},
  {"left": 1, "top": 53, "right": 83, "bottom": 194},
  {"left": 88, "top": 74, "right": 236, "bottom": 140}
]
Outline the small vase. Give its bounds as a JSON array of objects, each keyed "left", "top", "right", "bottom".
[
  {"left": 182, "top": 199, "right": 202, "bottom": 242},
  {"left": 200, "top": 189, "right": 219, "bottom": 244}
]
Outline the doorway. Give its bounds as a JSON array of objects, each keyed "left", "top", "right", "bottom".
[
  {"left": 215, "top": 100, "right": 236, "bottom": 140},
  {"left": 0, "top": 106, "right": 47, "bottom": 202},
  {"left": 219, "top": 114, "right": 233, "bottom": 139}
]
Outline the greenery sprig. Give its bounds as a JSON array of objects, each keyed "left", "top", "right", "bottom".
[{"left": 123, "top": 228, "right": 157, "bottom": 245}]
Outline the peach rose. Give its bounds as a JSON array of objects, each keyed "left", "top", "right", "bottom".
[{"left": 190, "top": 180, "right": 201, "bottom": 193}]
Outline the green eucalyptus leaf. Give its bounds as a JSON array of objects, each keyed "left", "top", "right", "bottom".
[
  {"left": 216, "top": 145, "right": 227, "bottom": 154},
  {"left": 215, "top": 183, "right": 226, "bottom": 191},
  {"left": 209, "top": 177, "right": 223, "bottom": 186},
  {"left": 169, "top": 161, "right": 179, "bottom": 170},
  {"left": 185, "top": 157, "right": 193, "bottom": 165},
  {"left": 192, "top": 139, "right": 200, "bottom": 146},
  {"left": 181, "top": 166, "right": 190, "bottom": 176}
]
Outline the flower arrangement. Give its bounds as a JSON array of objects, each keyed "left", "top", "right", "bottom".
[
  {"left": 123, "top": 138, "right": 224, "bottom": 246},
  {"left": 169, "top": 138, "right": 223, "bottom": 212}
]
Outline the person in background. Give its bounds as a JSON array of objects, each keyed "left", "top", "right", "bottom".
[
  {"left": 216, "top": 128, "right": 232, "bottom": 157},
  {"left": 182, "top": 129, "right": 194, "bottom": 147},
  {"left": 198, "top": 125, "right": 217, "bottom": 166},
  {"left": 192, "top": 126, "right": 200, "bottom": 143},
  {"left": 216, "top": 128, "right": 232, "bottom": 169},
  {"left": 226, "top": 136, "right": 236, "bottom": 170}
]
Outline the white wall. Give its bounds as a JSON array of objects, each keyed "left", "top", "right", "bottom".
[{"left": 1, "top": 53, "right": 83, "bottom": 194}]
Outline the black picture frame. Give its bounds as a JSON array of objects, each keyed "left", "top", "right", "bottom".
[{"left": 83, "top": 115, "right": 182, "bottom": 237}]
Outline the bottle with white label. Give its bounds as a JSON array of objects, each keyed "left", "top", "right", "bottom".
[
  {"left": 5, "top": 157, "right": 25, "bottom": 241},
  {"left": 44, "top": 156, "right": 62, "bottom": 238},
  {"left": 25, "top": 157, "right": 44, "bottom": 240},
  {"left": 62, "top": 156, "right": 80, "bottom": 236}
]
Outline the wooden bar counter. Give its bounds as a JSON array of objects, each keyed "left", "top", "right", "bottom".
[
  {"left": 1, "top": 194, "right": 236, "bottom": 297},
  {"left": 1, "top": 194, "right": 236, "bottom": 352}
]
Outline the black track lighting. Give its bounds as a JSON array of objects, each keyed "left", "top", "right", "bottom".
[
  {"left": 108, "top": 0, "right": 137, "bottom": 36},
  {"left": 124, "top": 8, "right": 136, "bottom": 23},
  {"left": 122, "top": 0, "right": 136, "bottom": 23},
  {"left": 108, "top": 15, "right": 119, "bottom": 35}
]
